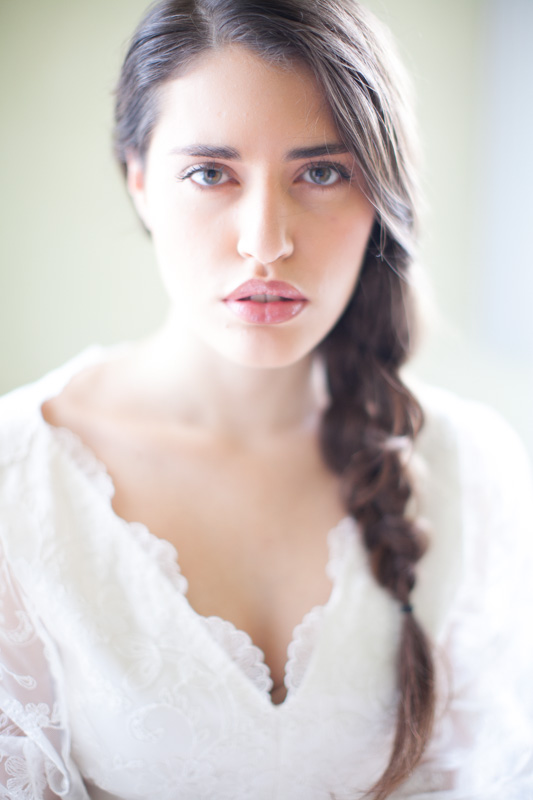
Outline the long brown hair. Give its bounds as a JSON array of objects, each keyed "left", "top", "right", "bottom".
[{"left": 114, "top": 1, "right": 435, "bottom": 796}]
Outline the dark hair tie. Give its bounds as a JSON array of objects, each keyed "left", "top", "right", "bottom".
[{"left": 401, "top": 602, "right": 413, "bottom": 614}]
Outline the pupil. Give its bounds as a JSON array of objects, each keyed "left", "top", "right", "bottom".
[
  {"left": 313, "top": 167, "right": 331, "bottom": 184},
  {"left": 205, "top": 169, "right": 220, "bottom": 184}
]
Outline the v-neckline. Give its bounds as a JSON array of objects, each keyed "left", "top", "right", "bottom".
[{"left": 35, "top": 345, "right": 358, "bottom": 709}]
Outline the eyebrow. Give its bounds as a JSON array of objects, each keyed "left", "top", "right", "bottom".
[
  {"left": 170, "top": 145, "right": 240, "bottom": 159},
  {"left": 286, "top": 143, "right": 349, "bottom": 160},
  {"left": 169, "top": 143, "right": 350, "bottom": 161}
]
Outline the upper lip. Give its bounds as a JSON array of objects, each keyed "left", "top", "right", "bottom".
[{"left": 224, "top": 279, "right": 307, "bottom": 302}]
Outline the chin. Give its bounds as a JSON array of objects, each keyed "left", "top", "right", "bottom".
[{"left": 210, "top": 335, "right": 315, "bottom": 371}]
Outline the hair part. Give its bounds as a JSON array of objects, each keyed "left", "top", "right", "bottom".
[{"left": 114, "top": 2, "right": 434, "bottom": 796}]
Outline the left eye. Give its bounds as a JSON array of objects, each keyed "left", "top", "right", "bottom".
[
  {"left": 301, "top": 166, "right": 341, "bottom": 186},
  {"left": 189, "top": 167, "right": 230, "bottom": 186}
]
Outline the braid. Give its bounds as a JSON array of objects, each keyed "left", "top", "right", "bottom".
[{"left": 319, "top": 225, "right": 435, "bottom": 799}]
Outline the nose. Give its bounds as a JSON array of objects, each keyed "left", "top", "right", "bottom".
[{"left": 236, "top": 180, "right": 294, "bottom": 267}]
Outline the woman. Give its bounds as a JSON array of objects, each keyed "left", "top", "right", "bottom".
[{"left": 0, "top": 1, "right": 532, "bottom": 798}]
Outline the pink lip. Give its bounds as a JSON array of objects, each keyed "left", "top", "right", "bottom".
[
  {"left": 224, "top": 280, "right": 307, "bottom": 302},
  {"left": 223, "top": 280, "right": 308, "bottom": 325}
]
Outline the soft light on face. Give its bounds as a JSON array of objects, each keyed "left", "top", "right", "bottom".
[{"left": 127, "top": 46, "right": 375, "bottom": 369}]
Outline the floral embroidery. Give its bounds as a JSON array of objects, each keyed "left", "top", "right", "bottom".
[
  {"left": 0, "top": 349, "right": 532, "bottom": 799},
  {"left": 5, "top": 756, "right": 46, "bottom": 800}
]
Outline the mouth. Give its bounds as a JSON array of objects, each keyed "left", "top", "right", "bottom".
[
  {"left": 225, "top": 279, "right": 307, "bottom": 303},
  {"left": 223, "top": 280, "right": 308, "bottom": 324},
  {"left": 244, "top": 293, "right": 291, "bottom": 303}
]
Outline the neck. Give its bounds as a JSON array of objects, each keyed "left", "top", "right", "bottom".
[{"left": 129, "top": 318, "right": 325, "bottom": 441}]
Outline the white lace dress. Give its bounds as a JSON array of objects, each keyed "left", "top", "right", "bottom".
[{"left": 0, "top": 347, "right": 532, "bottom": 800}]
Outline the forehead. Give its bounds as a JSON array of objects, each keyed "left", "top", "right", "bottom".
[{"left": 150, "top": 45, "right": 340, "bottom": 155}]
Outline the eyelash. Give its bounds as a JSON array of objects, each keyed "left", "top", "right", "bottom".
[
  {"left": 304, "top": 161, "right": 352, "bottom": 185},
  {"left": 177, "top": 163, "right": 230, "bottom": 187},
  {"left": 177, "top": 160, "right": 352, "bottom": 188}
]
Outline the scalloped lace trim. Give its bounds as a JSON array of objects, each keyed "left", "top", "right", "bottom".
[
  {"left": 285, "top": 605, "right": 325, "bottom": 692},
  {"left": 52, "top": 426, "right": 115, "bottom": 501},
  {"left": 202, "top": 616, "right": 274, "bottom": 694},
  {"left": 47, "top": 420, "right": 356, "bottom": 699},
  {"left": 36, "top": 349, "right": 357, "bottom": 702},
  {"left": 326, "top": 516, "right": 356, "bottom": 583}
]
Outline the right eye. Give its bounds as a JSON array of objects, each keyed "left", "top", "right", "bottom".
[{"left": 186, "top": 166, "right": 231, "bottom": 187}]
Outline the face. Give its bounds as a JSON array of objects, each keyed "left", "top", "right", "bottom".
[{"left": 127, "top": 46, "right": 375, "bottom": 369}]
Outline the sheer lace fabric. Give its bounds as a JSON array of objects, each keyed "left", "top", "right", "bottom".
[{"left": 0, "top": 348, "right": 532, "bottom": 799}]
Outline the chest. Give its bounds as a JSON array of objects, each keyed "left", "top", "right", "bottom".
[
  {"left": 58, "top": 413, "right": 347, "bottom": 696},
  {"left": 121, "top": 452, "right": 343, "bottom": 688}
]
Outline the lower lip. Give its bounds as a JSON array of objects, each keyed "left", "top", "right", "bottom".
[{"left": 224, "top": 299, "right": 307, "bottom": 324}]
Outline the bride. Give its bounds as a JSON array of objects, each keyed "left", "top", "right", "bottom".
[{"left": 1, "top": 1, "right": 532, "bottom": 798}]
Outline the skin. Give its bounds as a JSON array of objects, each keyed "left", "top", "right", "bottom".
[
  {"left": 42, "top": 46, "right": 375, "bottom": 703},
  {"left": 127, "top": 46, "right": 374, "bottom": 376}
]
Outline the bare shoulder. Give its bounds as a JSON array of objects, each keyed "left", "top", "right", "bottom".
[{"left": 40, "top": 352, "right": 135, "bottom": 440}]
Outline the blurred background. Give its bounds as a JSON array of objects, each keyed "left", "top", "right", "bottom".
[{"left": 1, "top": 0, "right": 532, "bottom": 456}]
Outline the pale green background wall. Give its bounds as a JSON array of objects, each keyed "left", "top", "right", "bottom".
[{"left": 1, "top": 1, "right": 532, "bottom": 455}]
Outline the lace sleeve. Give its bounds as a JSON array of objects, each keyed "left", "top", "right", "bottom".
[
  {"left": 402, "top": 401, "right": 533, "bottom": 798},
  {"left": 0, "top": 542, "right": 89, "bottom": 800}
]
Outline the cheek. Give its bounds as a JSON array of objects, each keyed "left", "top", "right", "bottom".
[
  {"left": 307, "top": 211, "right": 373, "bottom": 298},
  {"left": 152, "top": 192, "right": 234, "bottom": 255},
  {"left": 150, "top": 205, "right": 221, "bottom": 291}
]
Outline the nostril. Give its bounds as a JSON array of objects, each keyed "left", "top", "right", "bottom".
[{"left": 237, "top": 230, "right": 294, "bottom": 265}]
